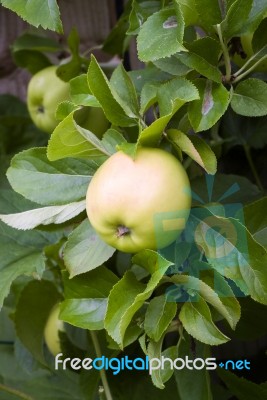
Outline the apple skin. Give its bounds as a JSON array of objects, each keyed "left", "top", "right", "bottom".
[
  {"left": 44, "top": 303, "right": 65, "bottom": 357},
  {"left": 27, "top": 66, "right": 70, "bottom": 134},
  {"left": 86, "top": 148, "right": 191, "bottom": 253}
]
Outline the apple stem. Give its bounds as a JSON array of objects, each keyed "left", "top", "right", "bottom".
[{"left": 117, "top": 225, "right": 131, "bottom": 237}]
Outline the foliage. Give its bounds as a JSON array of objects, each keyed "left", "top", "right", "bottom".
[{"left": 0, "top": 0, "right": 267, "bottom": 399}]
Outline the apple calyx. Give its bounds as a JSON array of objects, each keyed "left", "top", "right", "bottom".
[
  {"left": 37, "top": 105, "right": 45, "bottom": 114},
  {"left": 117, "top": 225, "right": 131, "bottom": 238}
]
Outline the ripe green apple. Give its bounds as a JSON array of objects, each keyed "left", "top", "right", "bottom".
[
  {"left": 86, "top": 147, "right": 191, "bottom": 253},
  {"left": 44, "top": 303, "right": 65, "bottom": 356},
  {"left": 27, "top": 65, "right": 70, "bottom": 133}
]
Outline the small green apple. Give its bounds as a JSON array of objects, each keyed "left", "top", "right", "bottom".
[
  {"left": 27, "top": 65, "right": 70, "bottom": 133},
  {"left": 44, "top": 303, "right": 65, "bottom": 356},
  {"left": 86, "top": 147, "right": 191, "bottom": 253}
]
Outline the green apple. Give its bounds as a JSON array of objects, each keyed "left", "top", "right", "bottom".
[
  {"left": 27, "top": 65, "right": 70, "bottom": 133},
  {"left": 44, "top": 303, "right": 65, "bottom": 356},
  {"left": 75, "top": 106, "right": 110, "bottom": 138},
  {"left": 86, "top": 147, "right": 191, "bottom": 253}
]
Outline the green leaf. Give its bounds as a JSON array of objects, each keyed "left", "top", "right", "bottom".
[
  {"left": 179, "top": 296, "right": 230, "bottom": 345},
  {"left": 88, "top": 55, "right": 135, "bottom": 126},
  {"left": 101, "top": 129, "right": 127, "bottom": 155},
  {"left": 221, "top": 108, "right": 267, "bottom": 150},
  {"left": 105, "top": 250, "right": 172, "bottom": 347},
  {"left": 221, "top": 0, "right": 253, "bottom": 39},
  {"left": 146, "top": 336, "right": 165, "bottom": 389},
  {"left": 188, "top": 79, "right": 230, "bottom": 132},
  {"left": 160, "top": 346, "right": 178, "bottom": 384},
  {"left": 0, "top": 221, "right": 59, "bottom": 309},
  {"left": 56, "top": 28, "right": 85, "bottom": 82},
  {"left": 200, "top": 267, "right": 241, "bottom": 326},
  {"left": 14, "top": 280, "right": 61, "bottom": 364},
  {"left": 138, "top": 77, "right": 199, "bottom": 146},
  {"left": 105, "top": 271, "right": 145, "bottom": 348},
  {"left": 7, "top": 148, "right": 95, "bottom": 205},
  {"left": 158, "top": 77, "right": 198, "bottom": 117},
  {"left": 243, "top": 197, "right": 267, "bottom": 248},
  {"left": 0, "top": 345, "right": 84, "bottom": 400},
  {"left": 145, "top": 339, "right": 179, "bottom": 389},
  {"left": 0, "top": 200, "right": 86, "bottom": 230},
  {"left": 60, "top": 299, "right": 107, "bottom": 330},
  {"left": 56, "top": 101, "right": 79, "bottom": 120},
  {"left": 217, "top": 368, "right": 267, "bottom": 400},
  {"left": 69, "top": 74, "right": 100, "bottom": 107},
  {"left": 188, "top": 37, "right": 221, "bottom": 66},
  {"left": 110, "top": 64, "right": 140, "bottom": 118},
  {"left": 174, "top": 332, "right": 213, "bottom": 400},
  {"left": 140, "top": 82, "right": 160, "bottom": 115},
  {"left": 241, "top": 1, "right": 267, "bottom": 33},
  {"left": 176, "top": 0, "right": 199, "bottom": 26},
  {"left": 176, "top": 38, "right": 222, "bottom": 83},
  {"left": 129, "top": 64, "right": 170, "bottom": 94},
  {"left": 102, "top": 2, "right": 131, "bottom": 56},
  {"left": 56, "top": 59, "right": 84, "bottom": 83},
  {"left": 231, "top": 78, "right": 267, "bottom": 117},
  {"left": 62, "top": 266, "right": 118, "bottom": 299},
  {"left": 169, "top": 271, "right": 240, "bottom": 330},
  {"left": 191, "top": 173, "right": 261, "bottom": 207},
  {"left": 12, "top": 50, "right": 52, "bottom": 74},
  {"left": 128, "top": 0, "right": 161, "bottom": 35},
  {"left": 12, "top": 33, "right": 61, "bottom": 53},
  {"left": 167, "top": 129, "right": 217, "bottom": 174},
  {"left": 1, "top": 0, "right": 63, "bottom": 33},
  {"left": 47, "top": 113, "right": 109, "bottom": 161},
  {"left": 192, "top": 210, "right": 267, "bottom": 304},
  {"left": 252, "top": 17, "right": 267, "bottom": 53},
  {"left": 132, "top": 249, "right": 173, "bottom": 275},
  {"left": 144, "top": 295, "right": 177, "bottom": 341},
  {"left": 177, "top": 51, "right": 221, "bottom": 83},
  {"left": 195, "top": 0, "right": 222, "bottom": 32},
  {"left": 153, "top": 55, "right": 191, "bottom": 76},
  {"left": 64, "top": 219, "right": 116, "bottom": 278},
  {"left": 0, "top": 189, "right": 39, "bottom": 215},
  {"left": 137, "top": 6, "right": 186, "bottom": 62},
  {"left": 66, "top": 27, "right": 79, "bottom": 58},
  {"left": 0, "top": 303, "right": 15, "bottom": 342}
]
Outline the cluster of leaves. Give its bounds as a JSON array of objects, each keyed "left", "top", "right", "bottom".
[{"left": 0, "top": 0, "right": 267, "bottom": 399}]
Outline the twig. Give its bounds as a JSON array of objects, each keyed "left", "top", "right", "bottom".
[
  {"left": 0, "top": 383, "right": 34, "bottom": 400},
  {"left": 216, "top": 24, "right": 231, "bottom": 82},
  {"left": 90, "top": 331, "right": 113, "bottom": 400}
]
